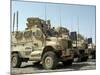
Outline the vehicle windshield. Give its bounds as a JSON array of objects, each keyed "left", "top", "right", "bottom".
[
  {"left": 40, "top": 24, "right": 58, "bottom": 37},
  {"left": 46, "top": 28, "right": 58, "bottom": 37}
]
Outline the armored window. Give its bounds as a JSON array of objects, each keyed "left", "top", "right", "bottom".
[
  {"left": 24, "top": 31, "right": 32, "bottom": 39},
  {"left": 15, "top": 31, "right": 23, "bottom": 40}
]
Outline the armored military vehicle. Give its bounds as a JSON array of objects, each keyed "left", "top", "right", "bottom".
[
  {"left": 55, "top": 27, "right": 89, "bottom": 62},
  {"left": 11, "top": 17, "right": 74, "bottom": 69},
  {"left": 70, "top": 32, "right": 89, "bottom": 62},
  {"left": 88, "top": 38, "right": 96, "bottom": 59}
]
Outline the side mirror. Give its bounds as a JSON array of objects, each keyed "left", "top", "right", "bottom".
[
  {"left": 70, "top": 32, "right": 77, "bottom": 41},
  {"left": 24, "top": 31, "right": 32, "bottom": 39}
]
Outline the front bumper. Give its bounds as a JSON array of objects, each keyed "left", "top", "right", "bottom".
[
  {"left": 60, "top": 49, "right": 74, "bottom": 61},
  {"left": 73, "top": 49, "right": 89, "bottom": 58},
  {"left": 61, "top": 49, "right": 74, "bottom": 57}
]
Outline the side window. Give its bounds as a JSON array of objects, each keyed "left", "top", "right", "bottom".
[
  {"left": 15, "top": 31, "right": 23, "bottom": 40},
  {"left": 24, "top": 31, "right": 32, "bottom": 39}
]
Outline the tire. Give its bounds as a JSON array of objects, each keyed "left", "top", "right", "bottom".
[
  {"left": 42, "top": 51, "right": 58, "bottom": 70},
  {"left": 62, "top": 59, "right": 73, "bottom": 66},
  {"left": 11, "top": 53, "right": 22, "bottom": 68}
]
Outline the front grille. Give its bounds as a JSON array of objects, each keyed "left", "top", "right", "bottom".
[
  {"left": 59, "top": 39, "right": 72, "bottom": 49},
  {"left": 59, "top": 39, "right": 68, "bottom": 49}
]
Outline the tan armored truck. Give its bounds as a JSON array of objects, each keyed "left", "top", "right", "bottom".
[
  {"left": 55, "top": 27, "right": 89, "bottom": 62},
  {"left": 11, "top": 17, "right": 74, "bottom": 69},
  {"left": 70, "top": 32, "right": 89, "bottom": 61},
  {"left": 88, "top": 38, "right": 96, "bottom": 59}
]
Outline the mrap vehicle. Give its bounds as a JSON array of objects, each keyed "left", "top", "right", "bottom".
[
  {"left": 55, "top": 27, "right": 89, "bottom": 62},
  {"left": 88, "top": 38, "right": 96, "bottom": 59},
  {"left": 70, "top": 32, "right": 89, "bottom": 62},
  {"left": 11, "top": 17, "right": 74, "bottom": 69}
]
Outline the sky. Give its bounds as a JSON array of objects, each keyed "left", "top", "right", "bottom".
[{"left": 11, "top": 0, "right": 96, "bottom": 44}]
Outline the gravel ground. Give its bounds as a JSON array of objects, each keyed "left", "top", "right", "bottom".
[{"left": 11, "top": 59, "right": 96, "bottom": 75}]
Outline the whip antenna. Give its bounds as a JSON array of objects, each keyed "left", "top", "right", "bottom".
[
  {"left": 59, "top": 6, "right": 62, "bottom": 27},
  {"left": 76, "top": 16, "right": 79, "bottom": 47},
  {"left": 44, "top": 3, "right": 47, "bottom": 24},
  {"left": 16, "top": 11, "right": 19, "bottom": 31},
  {"left": 13, "top": 12, "right": 15, "bottom": 32}
]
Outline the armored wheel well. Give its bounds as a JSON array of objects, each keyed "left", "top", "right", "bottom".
[
  {"left": 11, "top": 51, "right": 29, "bottom": 62},
  {"left": 11, "top": 51, "right": 21, "bottom": 57},
  {"left": 12, "top": 51, "right": 19, "bottom": 54},
  {"left": 41, "top": 46, "right": 55, "bottom": 57},
  {"left": 41, "top": 46, "right": 61, "bottom": 58}
]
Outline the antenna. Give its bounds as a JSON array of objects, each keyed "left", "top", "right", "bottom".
[
  {"left": 16, "top": 11, "right": 19, "bottom": 31},
  {"left": 76, "top": 16, "right": 79, "bottom": 47},
  {"left": 90, "top": 24, "right": 93, "bottom": 49},
  {"left": 59, "top": 6, "right": 62, "bottom": 27},
  {"left": 59, "top": 5, "right": 63, "bottom": 37},
  {"left": 44, "top": 3, "right": 47, "bottom": 24},
  {"left": 77, "top": 16, "right": 79, "bottom": 39},
  {"left": 90, "top": 24, "right": 92, "bottom": 38},
  {"left": 71, "top": 17, "right": 73, "bottom": 32},
  {"left": 44, "top": 3, "right": 47, "bottom": 46},
  {"left": 13, "top": 12, "right": 15, "bottom": 32}
]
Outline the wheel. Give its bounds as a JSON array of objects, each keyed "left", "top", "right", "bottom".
[
  {"left": 11, "top": 53, "right": 22, "bottom": 68},
  {"left": 62, "top": 59, "right": 73, "bottom": 66},
  {"left": 42, "top": 51, "right": 58, "bottom": 70}
]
